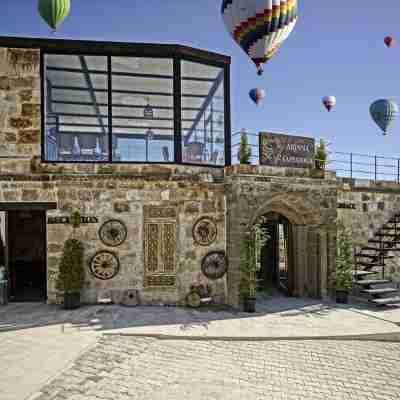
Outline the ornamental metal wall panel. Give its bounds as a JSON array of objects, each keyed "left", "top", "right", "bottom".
[{"left": 143, "top": 206, "right": 177, "bottom": 287}]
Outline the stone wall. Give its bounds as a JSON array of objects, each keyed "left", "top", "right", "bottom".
[
  {"left": 0, "top": 48, "right": 41, "bottom": 174},
  {"left": 338, "top": 179, "right": 400, "bottom": 248},
  {"left": 225, "top": 165, "right": 338, "bottom": 306},
  {"left": 0, "top": 170, "right": 227, "bottom": 305}
]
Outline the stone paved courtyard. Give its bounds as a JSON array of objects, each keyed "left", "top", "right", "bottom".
[{"left": 32, "top": 335, "right": 400, "bottom": 400}]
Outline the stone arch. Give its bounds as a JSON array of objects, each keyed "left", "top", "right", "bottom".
[{"left": 249, "top": 193, "right": 321, "bottom": 228}]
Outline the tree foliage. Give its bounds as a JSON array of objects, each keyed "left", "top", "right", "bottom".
[
  {"left": 238, "top": 131, "right": 252, "bottom": 164},
  {"left": 56, "top": 239, "right": 84, "bottom": 294}
]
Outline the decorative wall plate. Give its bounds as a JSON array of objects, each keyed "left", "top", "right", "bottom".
[
  {"left": 192, "top": 217, "right": 217, "bottom": 246},
  {"left": 201, "top": 251, "right": 228, "bottom": 280},
  {"left": 90, "top": 251, "right": 120, "bottom": 280},
  {"left": 99, "top": 219, "right": 127, "bottom": 247}
]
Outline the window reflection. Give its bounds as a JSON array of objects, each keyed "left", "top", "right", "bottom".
[
  {"left": 43, "top": 53, "right": 227, "bottom": 166},
  {"left": 181, "top": 60, "right": 225, "bottom": 166},
  {"left": 112, "top": 57, "right": 174, "bottom": 162},
  {"left": 44, "top": 55, "right": 109, "bottom": 162}
]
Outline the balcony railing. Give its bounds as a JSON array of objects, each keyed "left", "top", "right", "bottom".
[{"left": 232, "top": 131, "right": 400, "bottom": 183}]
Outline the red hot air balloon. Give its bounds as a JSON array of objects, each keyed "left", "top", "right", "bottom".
[
  {"left": 384, "top": 36, "right": 395, "bottom": 48},
  {"left": 249, "top": 88, "right": 266, "bottom": 105}
]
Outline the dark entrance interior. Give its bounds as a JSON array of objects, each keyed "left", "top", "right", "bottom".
[
  {"left": 257, "top": 212, "right": 293, "bottom": 295},
  {"left": 7, "top": 210, "right": 47, "bottom": 302}
]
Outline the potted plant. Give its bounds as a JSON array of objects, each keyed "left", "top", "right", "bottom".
[
  {"left": 56, "top": 238, "right": 84, "bottom": 309},
  {"left": 240, "top": 218, "right": 269, "bottom": 312},
  {"left": 331, "top": 221, "right": 354, "bottom": 304},
  {"left": 314, "top": 139, "right": 328, "bottom": 170},
  {"left": 237, "top": 129, "right": 252, "bottom": 164}
]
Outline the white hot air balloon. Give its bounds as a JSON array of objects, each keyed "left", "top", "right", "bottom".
[{"left": 322, "top": 96, "right": 336, "bottom": 112}]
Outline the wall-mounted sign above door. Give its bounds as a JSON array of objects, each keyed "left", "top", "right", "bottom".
[
  {"left": 47, "top": 216, "right": 99, "bottom": 224},
  {"left": 259, "top": 132, "right": 315, "bottom": 168}
]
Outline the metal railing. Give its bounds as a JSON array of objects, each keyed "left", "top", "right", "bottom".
[{"left": 232, "top": 131, "right": 400, "bottom": 183}]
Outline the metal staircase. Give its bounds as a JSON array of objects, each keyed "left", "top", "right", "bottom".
[{"left": 353, "top": 214, "right": 400, "bottom": 306}]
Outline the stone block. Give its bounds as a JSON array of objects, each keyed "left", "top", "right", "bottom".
[
  {"left": 184, "top": 202, "right": 199, "bottom": 214},
  {"left": 202, "top": 200, "right": 216, "bottom": 213},
  {"left": 5, "top": 132, "right": 16, "bottom": 142},
  {"left": 21, "top": 103, "right": 40, "bottom": 117},
  {"left": 0, "top": 77, "right": 10, "bottom": 90},
  {"left": 21, "top": 189, "right": 39, "bottom": 201},
  {"left": 114, "top": 201, "right": 130, "bottom": 213},
  {"left": 9, "top": 117, "right": 32, "bottom": 129},
  {"left": 19, "top": 90, "right": 32, "bottom": 102}
]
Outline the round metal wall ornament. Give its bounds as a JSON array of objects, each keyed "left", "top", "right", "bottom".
[
  {"left": 201, "top": 251, "right": 228, "bottom": 280},
  {"left": 193, "top": 217, "right": 217, "bottom": 246},
  {"left": 90, "top": 251, "right": 120, "bottom": 280},
  {"left": 99, "top": 219, "right": 127, "bottom": 247}
]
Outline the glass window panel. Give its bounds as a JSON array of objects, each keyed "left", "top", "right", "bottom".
[
  {"left": 44, "top": 54, "right": 109, "bottom": 162},
  {"left": 181, "top": 60, "right": 225, "bottom": 166},
  {"left": 112, "top": 57, "right": 174, "bottom": 162}
]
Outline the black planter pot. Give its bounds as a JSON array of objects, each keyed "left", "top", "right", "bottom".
[
  {"left": 335, "top": 290, "right": 348, "bottom": 304},
  {"left": 243, "top": 297, "right": 256, "bottom": 313},
  {"left": 64, "top": 293, "right": 81, "bottom": 310}
]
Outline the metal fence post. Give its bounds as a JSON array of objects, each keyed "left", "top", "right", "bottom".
[
  {"left": 350, "top": 153, "right": 353, "bottom": 179},
  {"left": 374, "top": 155, "right": 377, "bottom": 182},
  {"left": 397, "top": 159, "right": 400, "bottom": 184}
]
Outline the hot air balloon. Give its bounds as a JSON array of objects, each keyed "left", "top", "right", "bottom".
[
  {"left": 322, "top": 96, "right": 336, "bottom": 112},
  {"left": 38, "top": 0, "right": 71, "bottom": 31},
  {"left": 221, "top": 0, "right": 298, "bottom": 76},
  {"left": 249, "top": 88, "right": 266, "bottom": 105},
  {"left": 384, "top": 36, "right": 395, "bottom": 48},
  {"left": 370, "top": 99, "right": 399, "bottom": 135}
]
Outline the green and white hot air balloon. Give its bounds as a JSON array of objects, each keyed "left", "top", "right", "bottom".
[
  {"left": 370, "top": 99, "right": 399, "bottom": 136},
  {"left": 38, "top": 0, "right": 71, "bottom": 31}
]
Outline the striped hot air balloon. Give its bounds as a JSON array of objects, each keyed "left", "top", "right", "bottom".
[
  {"left": 370, "top": 99, "right": 399, "bottom": 135},
  {"left": 38, "top": 0, "right": 71, "bottom": 31},
  {"left": 221, "top": 0, "right": 298, "bottom": 75},
  {"left": 249, "top": 88, "right": 266, "bottom": 105}
]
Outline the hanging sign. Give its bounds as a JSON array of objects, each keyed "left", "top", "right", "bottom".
[
  {"left": 259, "top": 132, "right": 315, "bottom": 168},
  {"left": 48, "top": 216, "right": 99, "bottom": 224}
]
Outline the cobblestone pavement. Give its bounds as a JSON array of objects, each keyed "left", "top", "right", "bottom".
[{"left": 33, "top": 335, "right": 400, "bottom": 400}]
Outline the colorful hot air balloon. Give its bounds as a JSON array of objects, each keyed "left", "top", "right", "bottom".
[
  {"left": 384, "top": 36, "right": 395, "bottom": 48},
  {"left": 249, "top": 88, "right": 266, "bottom": 105},
  {"left": 221, "top": 0, "right": 298, "bottom": 76},
  {"left": 322, "top": 96, "right": 336, "bottom": 112},
  {"left": 370, "top": 99, "right": 399, "bottom": 135},
  {"left": 38, "top": 0, "right": 71, "bottom": 31}
]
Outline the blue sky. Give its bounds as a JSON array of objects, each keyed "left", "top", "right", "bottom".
[{"left": 1, "top": 0, "right": 400, "bottom": 160}]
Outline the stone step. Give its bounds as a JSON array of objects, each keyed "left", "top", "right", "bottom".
[
  {"left": 370, "top": 296, "right": 400, "bottom": 306},
  {"left": 352, "top": 270, "right": 378, "bottom": 277},
  {"left": 375, "top": 233, "right": 400, "bottom": 237},
  {"left": 362, "top": 247, "right": 400, "bottom": 252},
  {"left": 368, "top": 239, "right": 400, "bottom": 244},
  {"left": 361, "top": 288, "right": 398, "bottom": 295},
  {"left": 355, "top": 279, "right": 391, "bottom": 286},
  {"left": 380, "top": 226, "right": 400, "bottom": 230},
  {"left": 354, "top": 253, "right": 394, "bottom": 259},
  {"left": 357, "top": 261, "right": 385, "bottom": 268}
]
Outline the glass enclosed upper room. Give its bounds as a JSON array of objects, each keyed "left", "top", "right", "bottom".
[{"left": 31, "top": 37, "right": 231, "bottom": 166}]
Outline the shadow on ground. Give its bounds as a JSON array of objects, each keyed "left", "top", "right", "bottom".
[{"left": 1, "top": 291, "right": 399, "bottom": 334}]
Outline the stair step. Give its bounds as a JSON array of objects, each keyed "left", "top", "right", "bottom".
[
  {"left": 361, "top": 288, "right": 398, "bottom": 295},
  {"left": 375, "top": 233, "right": 400, "bottom": 237},
  {"left": 355, "top": 253, "right": 394, "bottom": 259},
  {"left": 371, "top": 296, "right": 400, "bottom": 305},
  {"left": 356, "top": 279, "right": 391, "bottom": 286},
  {"left": 362, "top": 247, "right": 400, "bottom": 252},
  {"left": 368, "top": 239, "right": 400, "bottom": 244},
  {"left": 380, "top": 226, "right": 400, "bottom": 230},
  {"left": 352, "top": 270, "right": 377, "bottom": 277},
  {"left": 356, "top": 262, "right": 385, "bottom": 267}
]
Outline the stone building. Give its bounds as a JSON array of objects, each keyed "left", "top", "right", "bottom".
[{"left": 1, "top": 36, "right": 399, "bottom": 308}]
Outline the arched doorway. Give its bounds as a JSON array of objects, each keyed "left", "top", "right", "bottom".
[{"left": 257, "top": 212, "right": 294, "bottom": 296}]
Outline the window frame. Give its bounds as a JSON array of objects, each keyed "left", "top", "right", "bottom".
[{"left": 39, "top": 41, "right": 231, "bottom": 167}]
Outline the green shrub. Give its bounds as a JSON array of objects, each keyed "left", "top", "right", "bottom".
[
  {"left": 314, "top": 139, "right": 328, "bottom": 170},
  {"left": 56, "top": 239, "right": 84, "bottom": 294},
  {"left": 331, "top": 221, "right": 354, "bottom": 291},
  {"left": 238, "top": 131, "right": 252, "bottom": 164}
]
